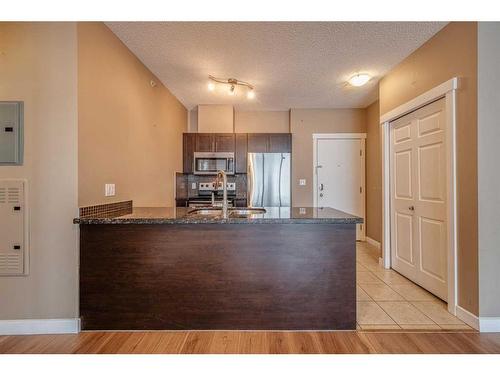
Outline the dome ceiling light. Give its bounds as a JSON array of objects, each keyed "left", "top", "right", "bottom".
[
  {"left": 207, "top": 75, "right": 255, "bottom": 99},
  {"left": 348, "top": 73, "right": 371, "bottom": 87}
]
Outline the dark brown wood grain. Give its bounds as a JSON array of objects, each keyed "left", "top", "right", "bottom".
[
  {"left": 247, "top": 133, "right": 292, "bottom": 153},
  {"left": 214, "top": 134, "right": 235, "bottom": 152},
  {"left": 195, "top": 133, "right": 215, "bottom": 152},
  {"left": 235, "top": 133, "right": 248, "bottom": 173},
  {"left": 79, "top": 223, "right": 356, "bottom": 330},
  {"left": 247, "top": 133, "right": 269, "bottom": 153},
  {"left": 269, "top": 133, "right": 291, "bottom": 153},
  {"left": 182, "top": 133, "right": 196, "bottom": 173}
]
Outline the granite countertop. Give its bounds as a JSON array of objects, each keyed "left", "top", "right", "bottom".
[{"left": 74, "top": 206, "right": 363, "bottom": 225}]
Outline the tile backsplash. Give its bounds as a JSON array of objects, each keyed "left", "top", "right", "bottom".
[
  {"left": 176, "top": 173, "right": 247, "bottom": 200},
  {"left": 79, "top": 200, "right": 133, "bottom": 218}
]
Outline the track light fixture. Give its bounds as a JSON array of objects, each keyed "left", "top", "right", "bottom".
[{"left": 208, "top": 75, "right": 255, "bottom": 99}]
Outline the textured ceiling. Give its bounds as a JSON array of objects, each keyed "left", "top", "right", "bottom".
[{"left": 106, "top": 22, "right": 447, "bottom": 110}]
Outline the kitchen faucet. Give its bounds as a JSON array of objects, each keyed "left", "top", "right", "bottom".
[{"left": 215, "top": 170, "right": 228, "bottom": 219}]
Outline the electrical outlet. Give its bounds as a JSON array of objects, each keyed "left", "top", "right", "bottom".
[
  {"left": 105, "top": 183, "right": 115, "bottom": 197},
  {"left": 299, "top": 179, "right": 306, "bottom": 186}
]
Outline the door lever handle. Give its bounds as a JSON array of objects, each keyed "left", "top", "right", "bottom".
[
  {"left": 409, "top": 206, "right": 415, "bottom": 211},
  {"left": 319, "top": 183, "right": 324, "bottom": 191}
]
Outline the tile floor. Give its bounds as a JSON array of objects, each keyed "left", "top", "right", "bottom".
[{"left": 356, "top": 241, "right": 473, "bottom": 331}]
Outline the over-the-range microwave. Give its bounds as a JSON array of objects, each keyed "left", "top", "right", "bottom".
[{"left": 193, "top": 152, "right": 235, "bottom": 175}]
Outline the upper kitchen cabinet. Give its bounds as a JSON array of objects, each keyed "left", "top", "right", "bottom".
[
  {"left": 194, "top": 133, "right": 235, "bottom": 153},
  {"left": 235, "top": 133, "right": 248, "bottom": 173},
  {"left": 195, "top": 133, "right": 214, "bottom": 152},
  {"left": 247, "top": 133, "right": 268, "bottom": 153},
  {"left": 269, "top": 134, "right": 292, "bottom": 153},
  {"left": 183, "top": 133, "right": 196, "bottom": 173},
  {"left": 248, "top": 133, "right": 291, "bottom": 153},
  {"left": 214, "top": 134, "right": 235, "bottom": 152}
]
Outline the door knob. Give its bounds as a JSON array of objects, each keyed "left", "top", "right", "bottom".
[
  {"left": 319, "top": 193, "right": 324, "bottom": 198},
  {"left": 409, "top": 206, "right": 415, "bottom": 211}
]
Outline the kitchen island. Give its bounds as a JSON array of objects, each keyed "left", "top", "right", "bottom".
[{"left": 75, "top": 206, "right": 362, "bottom": 330}]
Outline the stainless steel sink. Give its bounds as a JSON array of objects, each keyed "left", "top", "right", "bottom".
[
  {"left": 187, "top": 207, "right": 266, "bottom": 218},
  {"left": 229, "top": 208, "right": 267, "bottom": 215},
  {"left": 187, "top": 207, "right": 222, "bottom": 216}
]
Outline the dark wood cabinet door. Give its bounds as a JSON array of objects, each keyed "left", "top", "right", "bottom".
[
  {"left": 269, "top": 133, "right": 292, "bottom": 153},
  {"left": 196, "top": 133, "right": 215, "bottom": 152},
  {"left": 183, "top": 133, "right": 196, "bottom": 173},
  {"left": 247, "top": 134, "right": 269, "bottom": 153},
  {"left": 214, "top": 134, "right": 235, "bottom": 152},
  {"left": 235, "top": 133, "right": 248, "bottom": 173}
]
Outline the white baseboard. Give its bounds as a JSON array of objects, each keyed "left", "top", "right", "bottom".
[
  {"left": 0, "top": 318, "right": 80, "bottom": 335},
  {"left": 479, "top": 317, "right": 500, "bottom": 332},
  {"left": 456, "top": 305, "right": 479, "bottom": 330},
  {"left": 456, "top": 309, "right": 500, "bottom": 332},
  {"left": 365, "top": 236, "right": 381, "bottom": 250}
]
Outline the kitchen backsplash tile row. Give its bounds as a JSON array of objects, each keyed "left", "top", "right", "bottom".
[
  {"left": 176, "top": 173, "right": 247, "bottom": 200},
  {"left": 79, "top": 200, "right": 133, "bottom": 218}
]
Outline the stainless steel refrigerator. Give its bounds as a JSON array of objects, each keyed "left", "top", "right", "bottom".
[{"left": 247, "top": 153, "right": 291, "bottom": 207}]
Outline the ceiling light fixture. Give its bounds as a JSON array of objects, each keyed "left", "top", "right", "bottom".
[
  {"left": 208, "top": 75, "right": 255, "bottom": 99},
  {"left": 348, "top": 73, "right": 371, "bottom": 87}
]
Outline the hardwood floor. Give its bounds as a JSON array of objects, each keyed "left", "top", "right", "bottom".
[{"left": 1, "top": 331, "right": 500, "bottom": 354}]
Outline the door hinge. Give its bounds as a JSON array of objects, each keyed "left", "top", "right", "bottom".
[
  {"left": 360, "top": 149, "right": 362, "bottom": 156},
  {"left": 360, "top": 186, "right": 362, "bottom": 194}
]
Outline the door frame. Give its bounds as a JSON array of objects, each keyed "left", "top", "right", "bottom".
[
  {"left": 380, "top": 77, "right": 458, "bottom": 314},
  {"left": 312, "top": 133, "right": 366, "bottom": 240}
]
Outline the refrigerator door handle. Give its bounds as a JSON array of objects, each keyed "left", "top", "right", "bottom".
[
  {"left": 278, "top": 153, "right": 284, "bottom": 206},
  {"left": 247, "top": 156, "right": 253, "bottom": 207},
  {"left": 261, "top": 154, "right": 265, "bottom": 207}
]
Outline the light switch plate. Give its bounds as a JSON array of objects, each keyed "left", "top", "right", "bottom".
[
  {"left": 299, "top": 179, "right": 306, "bottom": 186},
  {"left": 191, "top": 182, "right": 197, "bottom": 189},
  {"left": 105, "top": 183, "right": 115, "bottom": 197}
]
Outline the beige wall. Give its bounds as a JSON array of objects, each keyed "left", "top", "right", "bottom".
[
  {"left": 365, "top": 100, "right": 382, "bottom": 243},
  {"left": 235, "top": 111, "right": 290, "bottom": 133},
  {"left": 290, "top": 109, "right": 366, "bottom": 206},
  {"left": 78, "top": 22, "right": 187, "bottom": 207},
  {"left": 379, "top": 22, "right": 478, "bottom": 315},
  {"left": 198, "top": 105, "right": 234, "bottom": 133},
  {"left": 478, "top": 22, "right": 500, "bottom": 318},
  {"left": 0, "top": 23, "right": 79, "bottom": 319}
]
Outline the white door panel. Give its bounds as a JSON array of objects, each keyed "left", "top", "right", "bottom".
[
  {"left": 390, "top": 98, "right": 448, "bottom": 301},
  {"left": 419, "top": 216, "right": 447, "bottom": 282},
  {"left": 394, "top": 150, "right": 412, "bottom": 199},
  {"left": 395, "top": 212, "right": 414, "bottom": 265},
  {"left": 315, "top": 137, "right": 365, "bottom": 240}
]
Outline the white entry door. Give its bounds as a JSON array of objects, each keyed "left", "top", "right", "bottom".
[
  {"left": 315, "top": 136, "right": 365, "bottom": 240},
  {"left": 390, "top": 98, "right": 448, "bottom": 300}
]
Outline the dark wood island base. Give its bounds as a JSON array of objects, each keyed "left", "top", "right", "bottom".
[{"left": 79, "top": 223, "right": 356, "bottom": 330}]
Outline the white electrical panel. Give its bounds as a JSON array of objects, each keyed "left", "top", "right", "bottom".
[
  {"left": 0, "top": 102, "right": 23, "bottom": 165},
  {"left": 0, "top": 179, "right": 26, "bottom": 275}
]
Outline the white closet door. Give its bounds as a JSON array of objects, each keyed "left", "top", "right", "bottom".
[{"left": 390, "top": 98, "right": 447, "bottom": 300}]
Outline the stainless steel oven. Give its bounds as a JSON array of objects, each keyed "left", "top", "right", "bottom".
[{"left": 193, "top": 152, "right": 235, "bottom": 175}]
